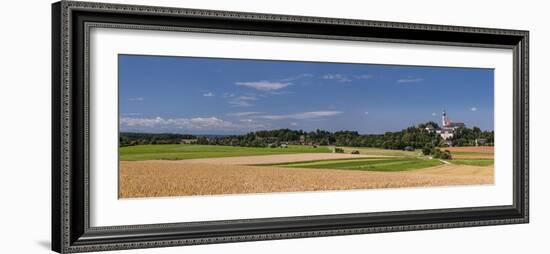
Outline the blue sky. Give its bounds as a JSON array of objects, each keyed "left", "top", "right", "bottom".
[{"left": 119, "top": 54, "right": 494, "bottom": 135}]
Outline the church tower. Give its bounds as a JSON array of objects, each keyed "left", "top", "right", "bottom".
[{"left": 442, "top": 110, "right": 450, "bottom": 127}]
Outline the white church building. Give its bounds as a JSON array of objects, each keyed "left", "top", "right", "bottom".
[{"left": 425, "top": 110, "right": 465, "bottom": 140}]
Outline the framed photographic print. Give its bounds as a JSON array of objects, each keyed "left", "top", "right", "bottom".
[{"left": 52, "top": 1, "right": 529, "bottom": 253}]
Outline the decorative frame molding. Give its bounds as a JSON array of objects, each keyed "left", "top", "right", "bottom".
[{"left": 52, "top": 1, "right": 529, "bottom": 253}]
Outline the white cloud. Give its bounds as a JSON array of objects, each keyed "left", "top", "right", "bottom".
[
  {"left": 431, "top": 112, "right": 437, "bottom": 116},
  {"left": 364, "top": 112, "right": 369, "bottom": 115},
  {"left": 228, "top": 95, "right": 258, "bottom": 107},
  {"left": 322, "top": 74, "right": 351, "bottom": 83},
  {"left": 228, "top": 100, "right": 252, "bottom": 107},
  {"left": 120, "top": 116, "right": 271, "bottom": 132},
  {"left": 322, "top": 73, "right": 373, "bottom": 83},
  {"left": 236, "top": 95, "right": 257, "bottom": 101},
  {"left": 471, "top": 107, "right": 478, "bottom": 112},
  {"left": 268, "top": 91, "right": 293, "bottom": 95},
  {"left": 121, "top": 113, "right": 142, "bottom": 116},
  {"left": 290, "top": 122, "right": 298, "bottom": 126},
  {"left": 227, "top": 112, "right": 263, "bottom": 117},
  {"left": 397, "top": 78, "right": 424, "bottom": 83},
  {"left": 203, "top": 92, "right": 214, "bottom": 97},
  {"left": 236, "top": 81, "right": 291, "bottom": 91},
  {"left": 127, "top": 97, "right": 145, "bottom": 101},
  {"left": 258, "top": 111, "right": 343, "bottom": 120},
  {"left": 280, "top": 73, "right": 313, "bottom": 82},
  {"left": 120, "top": 116, "right": 235, "bottom": 130}
]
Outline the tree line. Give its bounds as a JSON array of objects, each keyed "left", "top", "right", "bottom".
[
  {"left": 120, "top": 121, "right": 494, "bottom": 149},
  {"left": 194, "top": 121, "right": 494, "bottom": 149},
  {"left": 119, "top": 132, "right": 196, "bottom": 147}
]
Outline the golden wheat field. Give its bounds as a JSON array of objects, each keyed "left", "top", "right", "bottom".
[
  {"left": 119, "top": 156, "right": 494, "bottom": 198},
  {"left": 445, "top": 146, "right": 494, "bottom": 153},
  {"left": 444, "top": 146, "right": 494, "bottom": 159}
]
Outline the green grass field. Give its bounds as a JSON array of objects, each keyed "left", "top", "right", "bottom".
[
  {"left": 267, "top": 157, "right": 443, "bottom": 172},
  {"left": 120, "top": 144, "right": 492, "bottom": 172},
  {"left": 448, "top": 159, "right": 494, "bottom": 166},
  {"left": 338, "top": 146, "right": 419, "bottom": 157},
  {"left": 119, "top": 144, "right": 331, "bottom": 161}
]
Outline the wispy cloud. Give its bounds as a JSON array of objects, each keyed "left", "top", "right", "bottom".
[
  {"left": 364, "top": 112, "right": 369, "bottom": 115},
  {"left": 431, "top": 112, "right": 437, "bottom": 116},
  {"left": 258, "top": 111, "right": 343, "bottom": 120},
  {"left": 280, "top": 73, "right": 313, "bottom": 82},
  {"left": 227, "top": 112, "right": 263, "bottom": 117},
  {"left": 268, "top": 91, "right": 293, "bottom": 95},
  {"left": 321, "top": 73, "right": 374, "bottom": 83},
  {"left": 236, "top": 81, "right": 291, "bottom": 91},
  {"left": 128, "top": 97, "right": 145, "bottom": 101},
  {"left": 322, "top": 74, "right": 352, "bottom": 83},
  {"left": 120, "top": 116, "right": 234, "bottom": 130},
  {"left": 203, "top": 92, "right": 214, "bottom": 97},
  {"left": 236, "top": 95, "right": 257, "bottom": 101},
  {"left": 239, "top": 119, "right": 255, "bottom": 123},
  {"left": 120, "top": 116, "right": 269, "bottom": 132},
  {"left": 470, "top": 107, "right": 478, "bottom": 112},
  {"left": 228, "top": 95, "right": 258, "bottom": 107},
  {"left": 228, "top": 100, "right": 252, "bottom": 107},
  {"left": 121, "top": 113, "right": 142, "bottom": 116},
  {"left": 222, "top": 93, "right": 236, "bottom": 98},
  {"left": 397, "top": 78, "right": 424, "bottom": 83}
]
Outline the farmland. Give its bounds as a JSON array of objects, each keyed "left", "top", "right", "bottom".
[
  {"left": 120, "top": 144, "right": 330, "bottom": 161},
  {"left": 266, "top": 157, "right": 443, "bottom": 172},
  {"left": 119, "top": 144, "right": 494, "bottom": 198},
  {"left": 119, "top": 161, "right": 493, "bottom": 198}
]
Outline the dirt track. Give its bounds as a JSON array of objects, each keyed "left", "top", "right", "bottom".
[{"left": 119, "top": 159, "right": 494, "bottom": 198}]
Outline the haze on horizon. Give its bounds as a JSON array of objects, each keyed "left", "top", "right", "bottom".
[{"left": 119, "top": 55, "right": 494, "bottom": 135}]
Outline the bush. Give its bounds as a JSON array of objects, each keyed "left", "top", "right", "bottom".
[
  {"left": 333, "top": 147, "right": 344, "bottom": 153},
  {"left": 422, "top": 145, "right": 432, "bottom": 156},
  {"left": 431, "top": 148, "right": 452, "bottom": 160}
]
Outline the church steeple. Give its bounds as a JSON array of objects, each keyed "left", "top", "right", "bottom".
[{"left": 442, "top": 110, "right": 450, "bottom": 127}]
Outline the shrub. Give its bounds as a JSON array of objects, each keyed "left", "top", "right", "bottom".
[
  {"left": 422, "top": 145, "right": 432, "bottom": 156},
  {"left": 431, "top": 148, "right": 452, "bottom": 160},
  {"left": 333, "top": 147, "right": 345, "bottom": 153}
]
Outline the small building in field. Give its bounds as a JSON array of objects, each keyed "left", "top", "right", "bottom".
[
  {"left": 443, "top": 140, "right": 454, "bottom": 147},
  {"left": 437, "top": 128, "right": 455, "bottom": 140},
  {"left": 475, "top": 138, "right": 487, "bottom": 146},
  {"left": 425, "top": 124, "right": 436, "bottom": 133},
  {"left": 299, "top": 135, "right": 306, "bottom": 145}
]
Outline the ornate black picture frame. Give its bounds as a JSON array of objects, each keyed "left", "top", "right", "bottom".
[{"left": 52, "top": 1, "right": 529, "bottom": 253}]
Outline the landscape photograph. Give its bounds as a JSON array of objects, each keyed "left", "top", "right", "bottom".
[{"left": 118, "top": 55, "right": 494, "bottom": 198}]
